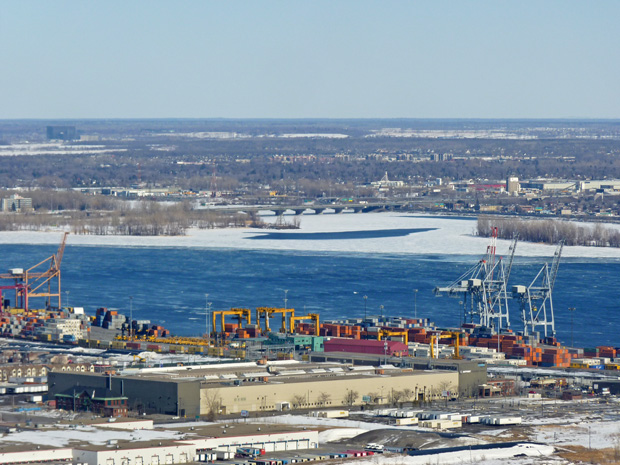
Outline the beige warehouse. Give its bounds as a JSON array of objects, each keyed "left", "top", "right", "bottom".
[
  {"left": 49, "top": 361, "right": 472, "bottom": 418},
  {"left": 201, "top": 370, "right": 459, "bottom": 415}
]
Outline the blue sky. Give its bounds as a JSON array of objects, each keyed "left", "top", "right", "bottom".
[{"left": 1, "top": 1, "right": 619, "bottom": 119}]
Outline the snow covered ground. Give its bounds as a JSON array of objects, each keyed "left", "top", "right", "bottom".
[
  {"left": 533, "top": 418, "right": 620, "bottom": 449},
  {"left": 246, "top": 414, "right": 391, "bottom": 431},
  {"left": 348, "top": 444, "right": 555, "bottom": 465},
  {"left": 1, "top": 212, "right": 619, "bottom": 258},
  {"left": 1, "top": 424, "right": 180, "bottom": 447}
]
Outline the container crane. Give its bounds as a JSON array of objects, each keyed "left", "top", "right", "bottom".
[
  {"left": 434, "top": 230, "right": 516, "bottom": 332},
  {"left": 0, "top": 232, "right": 68, "bottom": 311},
  {"left": 377, "top": 328, "right": 409, "bottom": 345},
  {"left": 289, "top": 313, "right": 319, "bottom": 335},
  {"left": 211, "top": 308, "right": 252, "bottom": 334},
  {"left": 429, "top": 331, "right": 462, "bottom": 359},
  {"left": 256, "top": 307, "right": 295, "bottom": 334},
  {"left": 512, "top": 241, "right": 563, "bottom": 338}
]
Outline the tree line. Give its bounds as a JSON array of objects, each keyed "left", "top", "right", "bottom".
[
  {"left": 477, "top": 216, "right": 620, "bottom": 247},
  {"left": 0, "top": 196, "right": 253, "bottom": 236}
]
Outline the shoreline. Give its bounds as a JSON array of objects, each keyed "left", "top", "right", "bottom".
[{"left": 1, "top": 212, "right": 620, "bottom": 258}]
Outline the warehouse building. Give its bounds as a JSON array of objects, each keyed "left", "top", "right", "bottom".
[
  {"left": 308, "top": 353, "right": 486, "bottom": 398},
  {"left": 0, "top": 421, "right": 318, "bottom": 465},
  {"left": 48, "top": 360, "right": 464, "bottom": 417}
]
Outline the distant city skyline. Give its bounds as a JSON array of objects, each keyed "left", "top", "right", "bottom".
[{"left": 1, "top": 1, "right": 619, "bottom": 119}]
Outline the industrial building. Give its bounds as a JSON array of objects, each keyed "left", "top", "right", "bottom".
[
  {"left": 0, "top": 421, "right": 319, "bottom": 465},
  {"left": 48, "top": 360, "right": 465, "bottom": 417},
  {"left": 308, "top": 353, "right": 486, "bottom": 398}
]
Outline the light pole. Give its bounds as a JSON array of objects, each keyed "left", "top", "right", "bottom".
[
  {"left": 414, "top": 289, "right": 418, "bottom": 319},
  {"left": 380, "top": 305, "right": 384, "bottom": 324},
  {"left": 568, "top": 307, "right": 576, "bottom": 347},
  {"left": 284, "top": 290, "right": 289, "bottom": 334},
  {"left": 384, "top": 341, "right": 388, "bottom": 365},
  {"left": 207, "top": 300, "right": 213, "bottom": 346},
  {"left": 129, "top": 296, "right": 133, "bottom": 341},
  {"left": 364, "top": 295, "right": 368, "bottom": 320},
  {"left": 65, "top": 290, "right": 70, "bottom": 309},
  {"left": 205, "top": 293, "right": 209, "bottom": 344}
]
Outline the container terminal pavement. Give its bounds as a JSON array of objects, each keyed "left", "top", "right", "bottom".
[{"left": 47, "top": 359, "right": 484, "bottom": 417}]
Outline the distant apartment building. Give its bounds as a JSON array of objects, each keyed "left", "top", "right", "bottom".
[
  {"left": 46, "top": 125, "right": 77, "bottom": 141},
  {"left": 0, "top": 194, "right": 33, "bottom": 212}
]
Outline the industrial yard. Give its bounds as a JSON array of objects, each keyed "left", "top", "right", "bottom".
[{"left": 0, "top": 389, "right": 619, "bottom": 464}]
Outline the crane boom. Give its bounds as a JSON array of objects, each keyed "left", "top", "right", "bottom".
[{"left": 549, "top": 241, "right": 564, "bottom": 291}]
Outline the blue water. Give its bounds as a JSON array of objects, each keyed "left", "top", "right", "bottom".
[{"left": 0, "top": 243, "right": 618, "bottom": 348}]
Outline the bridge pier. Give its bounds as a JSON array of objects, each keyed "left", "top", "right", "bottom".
[
  {"left": 332, "top": 207, "right": 344, "bottom": 214},
  {"left": 271, "top": 208, "right": 286, "bottom": 216},
  {"left": 293, "top": 209, "right": 306, "bottom": 216},
  {"left": 312, "top": 207, "right": 326, "bottom": 214}
]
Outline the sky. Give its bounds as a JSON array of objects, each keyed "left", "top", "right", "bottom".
[{"left": 1, "top": 1, "right": 619, "bottom": 119}]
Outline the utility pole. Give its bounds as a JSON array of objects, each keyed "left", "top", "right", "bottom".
[{"left": 414, "top": 289, "right": 418, "bottom": 319}]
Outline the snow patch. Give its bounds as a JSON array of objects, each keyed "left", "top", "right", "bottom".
[{"left": 318, "top": 428, "right": 368, "bottom": 443}]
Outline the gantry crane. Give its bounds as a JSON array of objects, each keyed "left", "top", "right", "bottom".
[
  {"left": 211, "top": 308, "right": 252, "bottom": 334},
  {"left": 434, "top": 229, "right": 517, "bottom": 332},
  {"left": 0, "top": 232, "right": 68, "bottom": 311},
  {"left": 377, "top": 328, "right": 408, "bottom": 345},
  {"left": 289, "top": 313, "right": 320, "bottom": 335},
  {"left": 512, "top": 241, "right": 563, "bottom": 338},
  {"left": 429, "top": 331, "right": 462, "bottom": 359},
  {"left": 256, "top": 307, "right": 295, "bottom": 334}
]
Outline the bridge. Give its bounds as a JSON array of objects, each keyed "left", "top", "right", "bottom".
[{"left": 202, "top": 202, "right": 414, "bottom": 216}]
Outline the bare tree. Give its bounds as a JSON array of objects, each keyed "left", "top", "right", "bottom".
[
  {"left": 389, "top": 389, "right": 404, "bottom": 406},
  {"left": 203, "top": 389, "right": 221, "bottom": 421},
  {"left": 317, "top": 392, "right": 331, "bottom": 406},
  {"left": 291, "top": 394, "right": 307, "bottom": 409},
  {"left": 344, "top": 390, "right": 359, "bottom": 407}
]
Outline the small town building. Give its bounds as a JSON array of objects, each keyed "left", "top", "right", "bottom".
[{"left": 55, "top": 387, "right": 128, "bottom": 417}]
